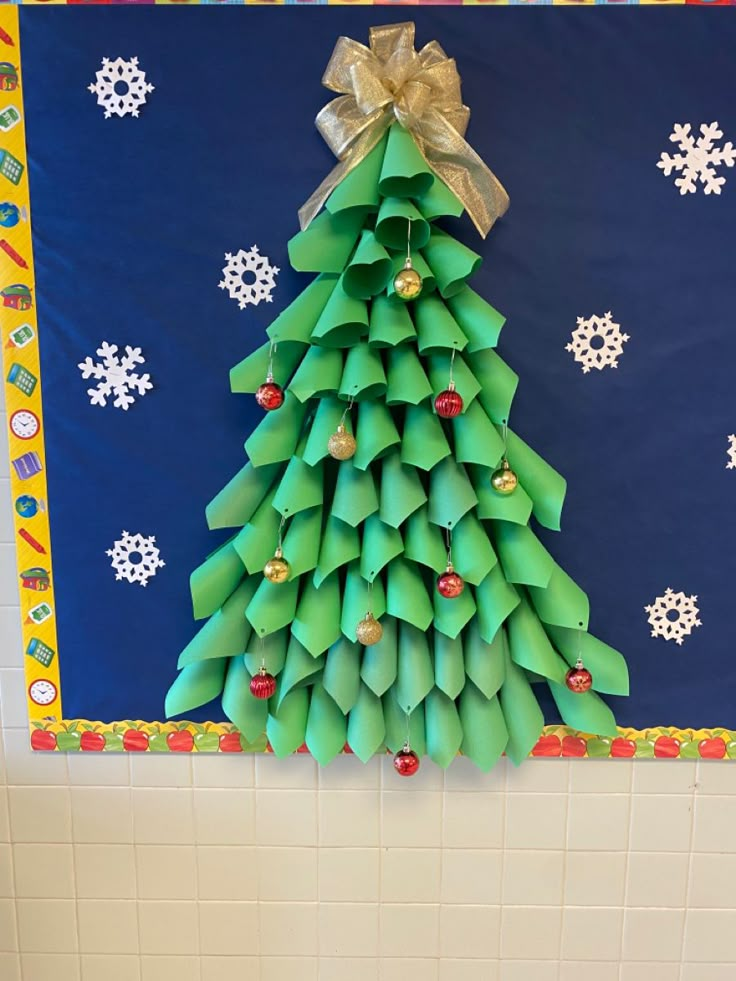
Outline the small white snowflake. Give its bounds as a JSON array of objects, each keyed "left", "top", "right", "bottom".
[
  {"left": 107, "top": 530, "right": 165, "bottom": 587},
  {"left": 566, "top": 311, "right": 629, "bottom": 374},
  {"left": 219, "top": 246, "right": 279, "bottom": 309},
  {"left": 78, "top": 342, "right": 153, "bottom": 411},
  {"left": 88, "top": 56, "right": 154, "bottom": 119},
  {"left": 727, "top": 435, "right": 736, "bottom": 470},
  {"left": 657, "top": 122, "right": 735, "bottom": 196},
  {"left": 645, "top": 588, "right": 702, "bottom": 647}
]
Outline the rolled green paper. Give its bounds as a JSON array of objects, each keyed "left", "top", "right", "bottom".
[
  {"left": 306, "top": 684, "right": 347, "bottom": 765},
  {"left": 303, "top": 399, "right": 345, "bottom": 467},
  {"left": 464, "top": 619, "right": 505, "bottom": 699},
  {"left": 425, "top": 687, "right": 463, "bottom": 768},
  {"left": 206, "top": 461, "right": 280, "bottom": 531},
  {"left": 378, "top": 123, "right": 434, "bottom": 199},
  {"left": 230, "top": 340, "right": 307, "bottom": 394},
  {"left": 422, "top": 227, "right": 482, "bottom": 299},
  {"left": 459, "top": 684, "right": 508, "bottom": 772},
  {"left": 339, "top": 342, "right": 387, "bottom": 401},
  {"left": 267, "top": 273, "right": 338, "bottom": 344},
  {"left": 383, "top": 691, "right": 426, "bottom": 756},
  {"left": 360, "top": 514, "right": 404, "bottom": 581},
  {"left": 379, "top": 450, "right": 428, "bottom": 528},
  {"left": 221, "top": 656, "right": 268, "bottom": 743},
  {"left": 360, "top": 614, "right": 398, "bottom": 696},
  {"left": 245, "top": 392, "right": 308, "bottom": 467},
  {"left": 446, "top": 287, "right": 506, "bottom": 354},
  {"left": 245, "top": 576, "right": 300, "bottom": 638},
  {"left": 433, "top": 586, "right": 476, "bottom": 640},
  {"left": 549, "top": 681, "right": 618, "bottom": 737},
  {"left": 347, "top": 683, "right": 386, "bottom": 762},
  {"left": 428, "top": 457, "right": 478, "bottom": 529},
  {"left": 340, "top": 561, "right": 387, "bottom": 642},
  {"left": 243, "top": 626, "right": 288, "bottom": 677},
  {"left": 288, "top": 207, "right": 366, "bottom": 274},
  {"left": 368, "top": 294, "right": 416, "bottom": 348},
  {"left": 267, "top": 686, "right": 309, "bottom": 757},
  {"left": 280, "top": 506, "right": 322, "bottom": 579},
  {"left": 386, "top": 345, "right": 433, "bottom": 405},
  {"left": 451, "top": 512, "right": 498, "bottom": 586},
  {"left": 545, "top": 625, "right": 629, "bottom": 696},
  {"left": 278, "top": 637, "right": 325, "bottom": 704},
  {"left": 504, "top": 428, "right": 567, "bottom": 532},
  {"left": 416, "top": 175, "right": 464, "bottom": 221},
  {"left": 469, "top": 350, "right": 519, "bottom": 424},
  {"left": 354, "top": 400, "right": 401, "bottom": 471},
  {"left": 326, "top": 133, "right": 388, "bottom": 214},
  {"left": 387, "top": 250, "right": 435, "bottom": 299},
  {"left": 374, "top": 198, "right": 430, "bottom": 251},
  {"left": 387, "top": 558, "right": 434, "bottom": 632},
  {"left": 473, "top": 466, "right": 533, "bottom": 525},
  {"left": 288, "top": 347, "right": 344, "bottom": 403},
  {"left": 323, "top": 637, "right": 362, "bottom": 714},
  {"left": 401, "top": 403, "right": 451, "bottom": 472},
  {"left": 427, "top": 353, "right": 481, "bottom": 413},
  {"left": 414, "top": 293, "right": 469, "bottom": 354},
  {"left": 493, "top": 521, "right": 555, "bottom": 588},
  {"left": 311, "top": 276, "right": 369, "bottom": 348},
  {"left": 403, "top": 505, "right": 447, "bottom": 572},
  {"left": 498, "top": 648, "right": 545, "bottom": 766},
  {"left": 314, "top": 515, "right": 361, "bottom": 587},
  {"left": 292, "top": 573, "right": 342, "bottom": 656},
  {"left": 342, "top": 230, "right": 394, "bottom": 300},
  {"left": 191, "top": 542, "right": 245, "bottom": 621},
  {"left": 232, "top": 489, "right": 281, "bottom": 574},
  {"left": 527, "top": 564, "right": 590, "bottom": 631},
  {"left": 273, "top": 456, "right": 323, "bottom": 518},
  {"left": 331, "top": 461, "right": 379, "bottom": 528},
  {"left": 165, "top": 657, "right": 227, "bottom": 719},
  {"left": 178, "top": 579, "right": 257, "bottom": 668},
  {"left": 396, "top": 621, "right": 435, "bottom": 713},
  {"left": 434, "top": 632, "right": 465, "bottom": 700},
  {"left": 453, "top": 399, "right": 505, "bottom": 468},
  {"left": 475, "top": 565, "right": 520, "bottom": 644},
  {"left": 506, "top": 596, "right": 568, "bottom": 684}
]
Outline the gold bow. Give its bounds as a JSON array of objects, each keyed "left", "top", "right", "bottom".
[{"left": 298, "top": 22, "right": 510, "bottom": 238}]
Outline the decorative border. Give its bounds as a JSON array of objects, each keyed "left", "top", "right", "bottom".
[{"left": 5, "top": 0, "right": 736, "bottom": 7}]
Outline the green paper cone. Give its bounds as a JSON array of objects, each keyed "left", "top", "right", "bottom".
[
  {"left": 230, "top": 340, "right": 307, "bottom": 394},
  {"left": 341, "top": 562, "right": 387, "bottom": 642},
  {"left": 378, "top": 123, "right": 434, "bottom": 199},
  {"left": 433, "top": 586, "right": 476, "bottom": 640},
  {"left": 416, "top": 176, "right": 464, "bottom": 220},
  {"left": 507, "top": 596, "right": 568, "bottom": 684},
  {"left": 379, "top": 450, "right": 428, "bottom": 528},
  {"left": 232, "top": 488, "right": 280, "bottom": 574},
  {"left": 278, "top": 638, "right": 325, "bottom": 705},
  {"left": 434, "top": 633, "right": 465, "bottom": 700},
  {"left": 498, "top": 648, "right": 545, "bottom": 766},
  {"left": 306, "top": 685, "right": 347, "bottom": 765},
  {"left": 178, "top": 579, "right": 257, "bottom": 667},
  {"left": 191, "top": 542, "right": 245, "bottom": 621},
  {"left": 469, "top": 350, "right": 519, "bottom": 424},
  {"left": 451, "top": 512, "right": 498, "bottom": 586},
  {"left": 505, "top": 428, "right": 567, "bottom": 532},
  {"left": 360, "top": 514, "right": 404, "bottom": 581},
  {"left": 288, "top": 347, "right": 344, "bottom": 403},
  {"left": 311, "top": 276, "right": 369, "bottom": 349},
  {"left": 243, "top": 627, "right": 288, "bottom": 677},
  {"left": 427, "top": 353, "right": 481, "bottom": 413},
  {"left": 383, "top": 692, "right": 426, "bottom": 756},
  {"left": 446, "top": 287, "right": 506, "bottom": 353},
  {"left": 245, "top": 392, "right": 308, "bottom": 467},
  {"left": 386, "top": 345, "right": 433, "bottom": 405},
  {"left": 314, "top": 515, "right": 361, "bottom": 587},
  {"left": 545, "top": 626, "right": 629, "bottom": 696},
  {"left": 165, "top": 658, "right": 227, "bottom": 718},
  {"left": 396, "top": 622, "right": 435, "bottom": 712},
  {"left": 422, "top": 227, "right": 482, "bottom": 299},
  {"left": 428, "top": 457, "right": 478, "bottom": 529},
  {"left": 342, "top": 230, "right": 394, "bottom": 300},
  {"left": 292, "top": 573, "right": 342, "bottom": 656},
  {"left": 459, "top": 684, "right": 508, "bottom": 772},
  {"left": 473, "top": 466, "right": 534, "bottom": 525},
  {"left": 339, "top": 342, "right": 387, "bottom": 401},
  {"left": 401, "top": 403, "right": 451, "bottom": 472},
  {"left": 267, "top": 274, "right": 338, "bottom": 344},
  {"left": 453, "top": 400, "right": 505, "bottom": 468},
  {"left": 387, "top": 558, "right": 434, "bottom": 631},
  {"left": 403, "top": 505, "right": 447, "bottom": 572},
  {"left": 288, "top": 207, "right": 366, "bottom": 274},
  {"left": 280, "top": 506, "right": 322, "bottom": 579},
  {"left": 206, "top": 461, "right": 280, "bottom": 531},
  {"left": 387, "top": 250, "right": 436, "bottom": 299},
  {"left": 368, "top": 293, "right": 416, "bottom": 348},
  {"left": 360, "top": 615, "right": 398, "bottom": 696},
  {"left": 354, "top": 399, "right": 401, "bottom": 471},
  {"left": 464, "top": 619, "right": 506, "bottom": 699},
  {"left": 222, "top": 657, "right": 268, "bottom": 742},
  {"left": 493, "top": 521, "right": 555, "bottom": 588},
  {"left": 323, "top": 637, "right": 362, "bottom": 714},
  {"left": 267, "top": 686, "right": 309, "bottom": 757},
  {"left": 347, "top": 683, "right": 386, "bottom": 762},
  {"left": 374, "top": 198, "right": 430, "bottom": 251},
  {"left": 273, "top": 456, "right": 324, "bottom": 518},
  {"left": 475, "top": 565, "right": 520, "bottom": 644},
  {"left": 246, "top": 576, "right": 300, "bottom": 638},
  {"left": 527, "top": 564, "right": 590, "bottom": 630},
  {"left": 303, "top": 399, "right": 345, "bottom": 466},
  {"left": 414, "top": 293, "right": 469, "bottom": 354},
  {"left": 425, "top": 687, "right": 463, "bottom": 768},
  {"left": 331, "top": 461, "right": 379, "bottom": 528},
  {"left": 549, "top": 682, "right": 618, "bottom": 737},
  {"left": 326, "top": 134, "right": 388, "bottom": 214}
]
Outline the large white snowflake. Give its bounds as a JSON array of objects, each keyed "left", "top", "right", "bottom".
[
  {"left": 566, "top": 311, "right": 629, "bottom": 374},
  {"left": 78, "top": 342, "right": 153, "bottom": 411},
  {"left": 726, "top": 435, "right": 736, "bottom": 470},
  {"left": 219, "top": 246, "right": 279, "bottom": 309},
  {"left": 107, "top": 531, "right": 165, "bottom": 587},
  {"left": 645, "top": 588, "right": 702, "bottom": 647},
  {"left": 88, "top": 56, "right": 154, "bottom": 119},
  {"left": 657, "top": 122, "right": 735, "bottom": 196}
]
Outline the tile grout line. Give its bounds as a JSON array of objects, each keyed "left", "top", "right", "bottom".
[
  {"left": 617, "top": 755, "right": 636, "bottom": 981},
  {"left": 678, "top": 762, "right": 699, "bottom": 981}
]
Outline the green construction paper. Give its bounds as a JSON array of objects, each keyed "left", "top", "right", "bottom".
[
  {"left": 414, "top": 293, "right": 469, "bottom": 354},
  {"left": 341, "top": 561, "right": 387, "bottom": 642},
  {"left": 232, "top": 488, "right": 280, "bottom": 574},
  {"left": 403, "top": 505, "right": 447, "bottom": 572},
  {"left": 498, "top": 648, "right": 545, "bottom": 766},
  {"left": 288, "top": 347, "right": 344, "bottom": 403},
  {"left": 342, "top": 230, "right": 394, "bottom": 300},
  {"left": 527, "top": 564, "right": 590, "bottom": 630},
  {"left": 434, "top": 632, "right": 465, "bottom": 700},
  {"left": 331, "top": 461, "right": 379, "bottom": 527},
  {"left": 306, "top": 684, "right": 347, "bottom": 765},
  {"left": 464, "top": 619, "right": 505, "bottom": 699},
  {"left": 311, "top": 276, "right": 369, "bottom": 348},
  {"left": 549, "top": 682, "right": 618, "bottom": 737},
  {"left": 273, "top": 456, "right": 324, "bottom": 518},
  {"left": 303, "top": 399, "right": 345, "bottom": 466},
  {"left": 368, "top": 293, "right": 417, "bottom": 348},
  {"left": 314, "top": 515, "right": 361, "bottom": 587},
  {"left": 360, "top": 615, "right": 397, "bottom": 696},
  {"left": 469, "top": 350, "right": 519, "bottom": 424},
  {"left": 280, "top": 506, "right": 322, "bottom": 579},
  {"left": 446, "top": 287, "right": 506, "bottom": 353},
  {"left": 374, "top": 198, "right": 430, "bottom": 251},
  {"left": 360, "top": 514, "right": 404, "bottom": 581},
  {"left": 433, "top": 585, "right": 476, "bottom": 640},
  {"left": 191, "top": 542, "right": 245, "bottom": 621},
  {"left": 221, "top": 657, "right": 269, "bottom": 742},
  {"left": 505, "top": 428, "right": 567, "bottom": 532},
  {"left": 422, "top": 227, "right": 482, "bottom": 299},
  {"left": 206, "top": 461, "right": 280, "bottom": 531},
  {"left": 425, "top": 687, "right": 463, "bottom": 768},
  {"left": 401, "top": 403, "right": 451, "bottom": 472},
  {"left": 178, "top": 579, "right": 257, "bottom": 668},
  {"left": 347, "top": 683, "right": 386, "bottom": 762},
  {"left": 243, "top": 627, "right": 288, "bottom": 678},
  {"left": 428, "top": 457, "right": 478, "bottom": 529},
  {"left": 451, "top": 512, "right": 498, "bottom": 586},
  {"left": 415, "top": 176, "right": 464, "bottom": 221},
  {"left": 278, "top": 640, "right": 325, "bottom": 706},
  {"left": 230, "top": 340, "right": 307, "bottom": 394},
  {"left": 453, "top": 399, "right": 505, "bottom": 468},
  {"left": 288, "top": 207, "right": 366, "bottom": 274},
  {"left": 326, "top": 133, "right": 388, "bottom": 214},
  {"left": 379, "top": 450, "right": 428, "bottom": 528},
  {"left": 292, "top": 573, "right": 342, "bottom": 656},
  {"left": 378, "top": 123, "right": 434, "bottom": 199},
  {"left": 244, "top": 392, "right": 308, "bottom": 467},
  {"left": 245, "top": 576, "right": 300, "bottom": 638},
  {"left": 474, "top": 565, "right": 520, "bottom": 644},
  {"left": 323, "top": 637, "right": 362, "bottom": 714},
  {"left": 386, "top": 558, "right": 434, "bottom": 631},
  {"left": 383, "top": 692, "right": 426, "bottom": 756},
  {"left": 267, "top": 274, "right": 338, "bottom": 344},
  {"left": 473, "top": 466, "right": 534, "bottom": 525},
  {"left": 387, "top": 250, "right": 436, "bottom": 299},
  {"left": 493, "top": 521, "right": 555, "bottom": 588},
  {"left": 386, "top": 345, "right": 433, "bottom": 406},
  {"left": 506, "top": 596, "right": 568, "bottom": 684},
  {"left": 339, "top": 342, "right": 387, "bottom": 401},
  {"left": 545, "top": 625, "right": 629, "bottom": 696},
  {"left": 354, "top": 399, "right": 401, "bottom": 471},
  {"left": 427, "top": 353, "right": 481, "bottom": 413},
  {"left": 396, "top": 621, "right": 435, "bottom": 712},
  {"left": 165, "top": 658, "right": 227, "bottom": 719},
  {"left": 267, "top": 686, "right": 309, "bottom": 757},
  {"left": 459, "top": 684, "right": 508, "bottom": 772}
]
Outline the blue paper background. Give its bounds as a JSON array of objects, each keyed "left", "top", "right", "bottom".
[{"left": 19, "top": 7, "right": 736, "bottom": 727}]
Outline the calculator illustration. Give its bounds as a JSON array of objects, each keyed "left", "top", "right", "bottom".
[
  {"left": 26, "top": 637, "right": 55, "bottom": 668},
  {"left": 7, "top": 362, "right": 37, "bottom": 395},
  {"left": 0, "top": 149, "right": 23, "bottom": 186}
]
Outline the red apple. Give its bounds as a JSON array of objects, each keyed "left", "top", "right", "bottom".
[
  {"left": 654, "top": 736, "right": 680, "bottom": 758},
  {"left": 610, "top": 737, "right": 636, "bottom": 758},
  {"left": 296, "top": 743, "right": 310, "bottom": 754},
  {"left": 531, "top": 734, "right": 562, "bottom": 757},
  {"left": 219, "top": 732, "right": 243, "bottom": 753},
  {"left": 699, "top": 738, "right": 727, "bottom": 760},
  {"left": 562, "top": 735, "right": 587, "bottom": 758},
  {"left": 80, "top": 731, "right": 105, "bottom": 752},
  {"left": 167, "top": 731, "right": 194, "bottom": 753},
  {"left": 123, "top": 729, "right": 149, "bottom": 752},
  {"left": 30, "top": 728, "right": 56, "bottom": 751}
]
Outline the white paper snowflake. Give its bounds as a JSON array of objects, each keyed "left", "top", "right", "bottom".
[
  {"left": 566, "top": 311, "right": 629, "bottom": 374},
  {"left": 88, "top": 56, "right": 154, "bottom": 119},
  {"left": 107, "top": 531, "right": 165, "bottom": 587},
  {"left": 726, "top": 435, "right": 736, "bottom": 470},
  {"left": 219, "top": 246, "right": 279, "bottom": 309},
  {"left": 657, "top": 122, "right": 735, "bottom": 196},
  {"left": 78, "top": 342, "right": 153, "bottom": 411},
  {"left": 645, "top": 588, "right": 702, "bottom": 646}
]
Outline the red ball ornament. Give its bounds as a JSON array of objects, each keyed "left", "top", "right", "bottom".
[
  {"left": 565, "top": 659, "right": 593, "bottom": 694},
  {"left": 436, "top": 564, "right": 465, "bottom": 599},
  {"left": 434, "top": 382, "right": 463, "bottom": 419},
  {"left": 249, "top": 667, "right": 276, "bottom": 699},
  {"left": 393, "top": 744, "right": 420, "bottom": 777},
  {"left": 255, "top": 376, "right": 284, "bottom": 411}
]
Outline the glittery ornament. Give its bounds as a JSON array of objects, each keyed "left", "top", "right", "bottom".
[
  {"left": 255, "top": 374, "right": 284, "bottom": 411},
  {"left": 565, "top": 658, "right": 593, "bottom": 694},
  {"left": 327, "top": 423, "right": 357, "bottom": 460},
  {"left": 434, "top": 380, "right": 463, "bottom": 419},
  {"left": 356, "top": 611, "right": 383, "bottom": 646},
  {"left": 490, "top": 459, "right": 518, "bottom": 495},
  {"left": 393, "top": 743, "right": 420, "bottom": 776},
  {"left": 263, "top": 547, "right": 290, "bottom": 584},
  {"left": 249, "top": 666, "right": 276, "bottom": 700},
  {"left": 393, "top": 259, "right": 423, "bottom": 302},
  {"left": 436, "top": 563, "right": 465, "bottom": 599}
]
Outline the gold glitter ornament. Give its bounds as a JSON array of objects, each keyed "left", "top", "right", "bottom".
[
  {"left": 327, "top": 423, "right": 357, "bottom": 460},
  {"left": 490, "top": 459, "right": 518, "bottom": 496},
  {"left": 356, "top": 611, "right": 383, "bottom": 646},
  {"left": 263, "top": 546, "right": 290, "bottom": 584},
  {"left": 393, "top": 259, "right": 423, "bottom": 301}
]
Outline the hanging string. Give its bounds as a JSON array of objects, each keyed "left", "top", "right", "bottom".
[
  {"left": 339, "top": 394, "right": 355, "bottom": 428},
  {"left": 277, "top": 513, "right": 286, "bottom": 552},
  {"left": 445, "top": 526, "right": 453, "bottom": 568},
  {"left": 267, "top": 341, "right": 278, "bottom": 382},
  {"left": 366, "top": 578, "right": 373, "bottom": 614},
  {"left": 259, "top": 633, "right": 266, "bottom": 670},
  {"left": 449, "top": 346, "right": 457, "bottom": 387},
  {"left": 406, "top": 217, "right": 412, "bottom": 264},
  {"left": 405, "top": 705, "right": 412, "bottom": 748}
]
